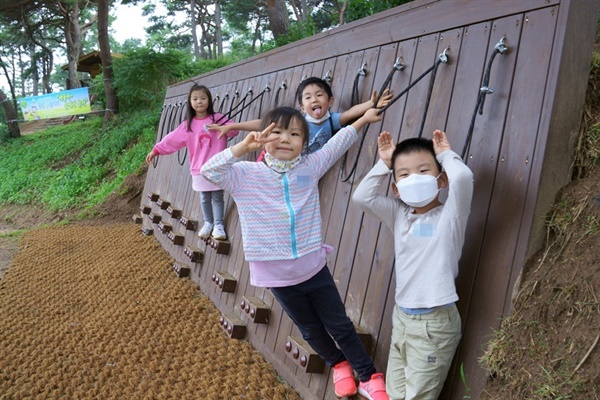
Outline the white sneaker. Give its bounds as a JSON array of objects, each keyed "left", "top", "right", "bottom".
[
  {"left": 212, "top": 224, "right": 227, "bottom": 240},
  {"left": 198, "top": 222, "right": 213, "bottom": 239}
]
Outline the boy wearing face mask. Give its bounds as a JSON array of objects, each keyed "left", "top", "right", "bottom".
[{"left": 352, "top": 129, "right": 473, "bottom": 400}]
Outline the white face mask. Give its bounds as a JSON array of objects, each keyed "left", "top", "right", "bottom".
[{"left": 395, "top": 173, "right": 441, "bottom": 208}]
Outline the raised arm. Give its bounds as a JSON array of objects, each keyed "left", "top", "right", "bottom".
[
  {"left": 230, "top": 123, "right": 278, "bottom": 158},
  {"left": 339, "top": 89, "right": 392, "bottom": 126}
]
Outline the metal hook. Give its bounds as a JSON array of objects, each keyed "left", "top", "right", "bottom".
[
  {"left": 495, "top": 36, "right": 508, "bottom": 54},
  {"left": 300, "top": 74, "right": 308, "bottom": 82},
  {"left": 393, "top": 57, "right": 405, "bottom": 71},
  {"left": 247, "top": 86, "right": 254, "bottom": 94},
  {"left": 358, "top": 63, "right": 367, "bottom": 76},
  {"left": 480, "top": 86, "right": 494, "bottom": 95},
  {"left": 280, "top": 79, "right": 287, "bottom": 90},
  {"left": 264, "top": 83, "right": 271, "bottom": 92},
  {"left": 323, "top": 70, "right": 333, "bottom": 83},
  {"left": 439, "top": 47, "right": 450, "bottom": 63}
]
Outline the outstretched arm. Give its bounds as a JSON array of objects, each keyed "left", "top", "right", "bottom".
[
  {"left": 207, "top": 119, "right": 262, "bottom": 139},
  {"left": 339, "top": 89, "right": 392, "bottom": 126}
]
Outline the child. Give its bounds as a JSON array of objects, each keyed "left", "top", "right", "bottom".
[
  {"left": 207, "top": 76, "right": 392, "bottom": 154},
  {"left": 201, "top": 106, "right": 389, "bottom": 400},
  {"left": 145, "top": 84, "right": 238, "bottom": 240},
  {"left": 352, "top": 130, "right": 474, "bottom": 400}
]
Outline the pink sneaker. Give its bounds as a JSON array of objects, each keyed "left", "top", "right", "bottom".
[
  {"left": 358, "top": 372, "right": 389, "bottom": 400},
  {"left": 332, "top": 360, "right": 357, "bottom": 398}
]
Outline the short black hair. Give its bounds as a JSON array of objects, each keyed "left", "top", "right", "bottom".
[
  {"left": 391, "top": 137, "right": 442, "bottom": 174},
  {"left": 295, "top": 77, "right": 334, "bottom": 105},
  {"left": 261, "top": 107, "right": 309, "bottom": 147}
]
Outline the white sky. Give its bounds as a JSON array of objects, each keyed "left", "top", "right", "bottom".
[{"left": 111, "top": 3, "right": 152, "bottom": 43}]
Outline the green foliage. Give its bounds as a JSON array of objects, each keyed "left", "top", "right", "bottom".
[
  {"left": 345, "top": 0, "right": 414, "bottom": 23},
  {"left": 274, "top": 18, "right": 318, "bottom": 47},
  {"left": 0, "top": 110, "right": 159, "bottom": 211}
]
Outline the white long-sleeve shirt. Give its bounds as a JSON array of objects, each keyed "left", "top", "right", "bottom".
[{"left": 352, "top": 150, "right": 473, "bottom": 309}]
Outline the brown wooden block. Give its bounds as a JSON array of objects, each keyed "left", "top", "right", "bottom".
[
  {"left": 141, "top": 226, "right": 153, "bottom": 236},
  {"left": 172, "top": 262, "right": 190, "bottom": 278},
  {"left": 166, "top": 206, "right": 182, "bottom": 219},
  {"left": 219, "top": 313, "right": 246, "bottom": 339},
  {"left": 156, "top": 198, "right": 171, "bottom": 210},
  {"left": 148, "top": 212, "right": 161, "bottom": 223},
  {"left": 167, "top": 231, "right": 184, "bottom": 246},
  {"left": 205, "top": 236, "right": 231, "bottom": 255},
  {"left": 240, "top": 296, "right": 270, "bottom": 324},
  {"left": 184, "top": 245, "right": 204, "bottom": 263},
  {"left": 147, "top": 192, "right": 159, "bottom": 202},
  {"left": 212, "top": 271, "right": 237, "bottom": 293},
  {"left": 158, "top": 221, "right": 173, "bottom": 233},
  {"left": 139, "top": 205, "right": 151, "bottom": 215},
  {"left": 132, "top": 214, "right": 143, "bottom": 224},
  {"left": 284, "top": 336, "right": 324, "bottom": 373},
  {"left": 179, "top": 215, "right": 198, "bottom": 231}
]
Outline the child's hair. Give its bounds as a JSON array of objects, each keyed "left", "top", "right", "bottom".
[
  {"left": 261, "top": 107, "right": 309, "bottom": 148},
  {"left": 391, "top": 137, "right": 442, "bottom": 174},
  {"left": 295, "top": 77, "right": 334, "bottom": 105},
  {"left": 186, "top": 84, "right": 215, "bottom": 132}
]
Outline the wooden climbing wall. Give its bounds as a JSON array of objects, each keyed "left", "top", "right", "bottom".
[{"left": 139, "top": 0, "right": 599, "bottom": 398}]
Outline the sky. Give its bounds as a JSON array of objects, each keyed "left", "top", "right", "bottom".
[{"left": 111, "top": 3, "right": 152, "bottom": 43}]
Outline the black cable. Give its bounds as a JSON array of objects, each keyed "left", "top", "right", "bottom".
[
  {"left": 177, "top": 102, "right": 189, "bottom": 166},
  {"left": 462, "top": 37, "right": 508, "bottom": 160},
  {"left": 152, "top": 103, "right": 172, "bottom": 169},
  {"left": 274, "top": 80, "right": 287, "bottom": 108},
  {"left": 418, "top": 49, "right": 449, "bottom": 138}
]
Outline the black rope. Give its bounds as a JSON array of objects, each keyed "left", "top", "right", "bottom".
[
  {"left": 230, "top": 85, "right": 270, "bottom": 122},
  {"left": 340, "top": 58, "right": 405, "bottom": 182},
  {"left": 274, "top": 80, "right": 287, "bottom": 108},
  {"left": 152, "top": 103, "right": 172, "bottom": 169},
  {"left": 213, "top": 89, "right": 248, "bottom": 125},
  {"left": 217, "top": 92, "right": 229, "bottom": 114},
  {"left": 462, "top": 37, "right": 508, "bottom": 160},
  {"left": 377, "top": 49, "right": 449, "bottom": 117},
  {"left": 418, "top": 49, "right": 449, "bottom": 138},
  {"left": 177, "top": 101, "right": 189, "bottom": 165},
  {"left": 340, "top": 63, "right": 372, "bottom": 182}
]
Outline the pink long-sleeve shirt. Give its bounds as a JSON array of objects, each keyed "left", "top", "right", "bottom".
[{"left": 152, "top": 114, "right": 238, "bottom": 192}]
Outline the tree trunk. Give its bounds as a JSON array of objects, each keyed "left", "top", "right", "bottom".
[
  {"left": 214, "top": 0, "right": 223, "bottom": 57},
  {"left": 29, "top": 43, "right": 39, "bottom": 96},
  {"left": 97, "top": 0, "right": 119, "bottom": 122},
  {"left": 59, "top": 0, "right": 97, "bottom": 90},
  {"left": 191, "top": 0, "right": 200, "bottom": 59},
  {"left": 0, "top": 88, "right": 20, "bottom": 138},
  {"left": 64, "top": 1, "right": 83, "bottom": 89},
  {"left": 338, "top": 0, "right": 348, "bottom": 25},
  {"left": 265, "top": 0, "right": 290, "bottom": 41},
  {"left": 251, "top": 15, "right": 262, "bottom": 54}
]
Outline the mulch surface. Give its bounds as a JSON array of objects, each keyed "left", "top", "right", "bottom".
[{"left": 0, "top": 223, "right": 301, "bottom": 400}]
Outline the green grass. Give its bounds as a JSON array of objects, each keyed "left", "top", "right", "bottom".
[{"left": 0, "top": 110, "right": 159, "bottom": 211}]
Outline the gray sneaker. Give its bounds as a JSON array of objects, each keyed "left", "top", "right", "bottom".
[
  {"left": 212, "top": 224, "right": 227, "bottom": 240},
  {"left": 198, "top": 222, "right": 214, "bottom": 239}
]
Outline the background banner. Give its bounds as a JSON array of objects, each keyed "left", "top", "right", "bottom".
[{"left": 20, "top": 88, "right": 91, "bottom": 121}]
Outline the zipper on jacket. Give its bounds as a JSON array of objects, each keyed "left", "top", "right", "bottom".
[{"left": 282, "top": 174, "right": 298, "bottom": 258}]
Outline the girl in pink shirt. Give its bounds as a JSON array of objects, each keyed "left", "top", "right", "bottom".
[{"left": 145, "top": 84, "right": 238, "bottom": 240}]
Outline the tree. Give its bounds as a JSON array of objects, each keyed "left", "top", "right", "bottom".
[
  {"left": 97, "top": 0, "right": 119, "bottom": 121},
  {"left": 0, "top": 87, "right": 20, "bottom": 138},
  {"left": 265, "top": 0, "right": 290, "bottom": 41},
  {"left": 58, "top": 0, "right": 98, "bottom": 89}
]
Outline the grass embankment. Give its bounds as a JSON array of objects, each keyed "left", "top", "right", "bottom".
[{"left": 0, "top": 111, "right": 159, "bottom": 214}]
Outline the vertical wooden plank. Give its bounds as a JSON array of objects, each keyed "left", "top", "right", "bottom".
[{"left": 455, "top": 8, "right": 557, "bottom": 398}]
